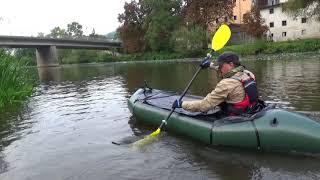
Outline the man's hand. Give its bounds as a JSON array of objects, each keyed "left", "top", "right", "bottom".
[
  {"left": 200, "top": 57, "right": 211, "bottom": 69},
  {"left": 172, "top": 99, "right": 183, "bottom": 108}
]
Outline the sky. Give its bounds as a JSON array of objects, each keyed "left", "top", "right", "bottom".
[{"left": 0, "top": 0, "right": 130, "bottom": 36}]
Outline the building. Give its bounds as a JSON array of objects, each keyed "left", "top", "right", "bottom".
[
  {"left": 260, "top": 0, "right": 320, "bottom": 41},
  {"left": 227, "top": 0, "right": 256, "bottom": 44},
  {"left": 228, "top": 24, "right": 256, "bottom": 45},
  {"left": 232, "top": 0, "right": 253, "bottom": 24}
]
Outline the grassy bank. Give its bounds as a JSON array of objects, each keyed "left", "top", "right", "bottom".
[
  {"left": 0, "top": 50, "right": 34, "bottom": 108},
  {"left": 61, "top": 39, "right": 319, "bottom": 63},
  {"left": 14, "top": 38, "right": 320, "bottom": 65},
  {"left": 58, "top": 50, "right": 205, "bottom": 64},
  {"left": 219, "top": 39, "right": 320, "bottom": 56}
]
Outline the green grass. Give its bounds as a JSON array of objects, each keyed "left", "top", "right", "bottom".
[
  {"left": 113, "top": 51, "right": 202, "bottom": 62},
  {"left": 14, "top": 38, "right": 320, "bottom": 65},
  {"left": 219, "top": 39, "right": 320, "bottom": 56},
  {"left": 58, "top": 50, "right": 205, "bottom": 64},
  {"left": 0, "top": 50, "right": 34, "bottom": 108}
]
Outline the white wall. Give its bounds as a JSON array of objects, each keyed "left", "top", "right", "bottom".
[
  {"left": 261, "top": 5, "right": 320, "bottom": 41},
  {"left": 267, "top": 0, "right": 288, "bottom": 5}
]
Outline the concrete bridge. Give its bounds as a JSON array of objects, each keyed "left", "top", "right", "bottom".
[{"left": 0, "top": 36, "right": 122, "bottom": 67}]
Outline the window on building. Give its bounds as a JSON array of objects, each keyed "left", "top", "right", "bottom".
[
  {"left": 301, "top": 29, "right": 306, "bottom": 35},
  {"left": 270, "top": 22, "right": 274, "bottom": 28},
  {"left": 282, "top": 32, "right": 287, "bottom": 37},
  {"left": 216, "top": 18, "right": 219, "bottom": 24},
  {"left": 269, "top": 8, "right": 274, "bottom": 14},
  {"left": 282, "top": 20, "right": 287, "bottom": 26},
  {"left": 269, "top": 33, "right": 274, "bottom": 40},
  {"left": 234, "top": 16, "right": 237, "bottom": 20},
  {"left": 224, "top": 17, "right": 228, "bottom": 22},
  {"left": 302, "top": 18, "right": 307, "bottom": 23},
  {"left": 271, "top": 0, "right": 274, "bottom": 5}
]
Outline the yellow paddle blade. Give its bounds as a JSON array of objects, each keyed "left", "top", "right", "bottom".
[
  {"left": 150, "top": 128, "right": 161, "bottom": 136},
  {"left": 131, "top": 128, "right": 161, "bottom": 148},
  {"left": 212, "top": 24, "right": 231, "bottom": 51}
]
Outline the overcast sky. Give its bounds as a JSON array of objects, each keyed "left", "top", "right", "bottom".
[{"left": 0, "top": 0, "right": 130, "bottom": 36}]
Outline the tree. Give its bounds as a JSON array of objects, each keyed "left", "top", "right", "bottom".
[
  {"left": 105, "top": 31, "right": 118, "bottom": 41},
  {"left": 67, "top": 22, "right": 84, "bottom": 38},
  {"left": 117, "top": 0, "right": 147, "bottom": 53},
  {"left": 182, "top": 0, "right": 235, "bottom": 31},
  {"left": 142, "top": 0, "right": 182, "bottom": 51},
  {"left": 48, "top": 27, "right": 68, "bottom": 38},
  {"left": 283, "top": 0, "right": 320, "bottom": 20},
  {"left": 242, "top": 6, "right": 269, "bottom": 39},
  {"left": 14, "top": 48, "right": 37, "bottom": 65},
  {"left": 88, "top": 28, "right": 106, "bottom": 40},
  {"left": 37, "top": 32, "right": 45, "bottom": 38},
  {"left": 170, "top": 25, "right": 207, "bottom": 55}
]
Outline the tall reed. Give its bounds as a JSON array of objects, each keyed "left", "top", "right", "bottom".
[{"left": 0, "top": 50, "right": 34, "bottom": 108}]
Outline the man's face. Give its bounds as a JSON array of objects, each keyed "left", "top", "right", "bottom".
[{"left": 219, "top": 62, "right": 234, "bottom": 76}]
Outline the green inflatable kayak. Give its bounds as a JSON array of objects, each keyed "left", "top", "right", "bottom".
[{"left": 128, "top": 88, "right": 320, "bottom": 154}]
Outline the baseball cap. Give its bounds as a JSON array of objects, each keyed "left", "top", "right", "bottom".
[{"left": 210, "top": 52, "right": 240, "bottom": 70}]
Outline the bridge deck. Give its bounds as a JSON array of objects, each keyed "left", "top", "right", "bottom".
[{"left": 0, "top": 36, "right": 121, "bottom": 49}]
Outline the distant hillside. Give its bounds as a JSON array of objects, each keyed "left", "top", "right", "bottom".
[{"left": 105, "top": 31, "right": 119, "bottom": 40}]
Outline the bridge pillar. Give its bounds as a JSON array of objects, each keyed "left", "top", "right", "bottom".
[{"left": 36, "top": 46, "right": 59, "bottom": 67}]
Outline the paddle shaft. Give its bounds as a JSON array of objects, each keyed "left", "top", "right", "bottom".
[{"left": 159, "top": 66, "right": 202, "bottom": 130}]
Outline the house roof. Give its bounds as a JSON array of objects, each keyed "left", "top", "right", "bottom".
[{"left": 259, "top": 3, "right": 283, "bottom": 10}]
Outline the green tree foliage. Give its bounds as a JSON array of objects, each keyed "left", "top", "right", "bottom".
[
  {"left": 117, "top": 0, "right": 147, "bottom": 53},
  {"left": 142, "top": 0, "right": 182, "bottom": 51},
  {"left": 242, "top": 6, "right": 269, "bottom": 39},
  {"left": 283, "top": 0, "right": 320, "bottom": 20},
  {"left": 48, "top": 27, "right": 68, "bottom": 38},
  {"left": 67, "top": 22, "right": 84, "bottom": 38},
  {"left": 14, "top": 48, "right": 37, "bottom": 65},
  {"left": 170, "top": 25, "right": 207, "bottom": 55},
  {"left": 37, "top": 32, "right": 45, "bottom": 37},
  {"left": 117, "top": 0, "right": 235, "bottom": 54},
  {"left": 105, "top": 31, "right": 119, "bottom": 41},
  {"left": 47, "top": 22, "right": 84, "bottom": 39},
  {"left": 89, "top": 28, "right": 108, "bottom": 40},
  {"left": 182, "top": 0, "right": 235, "bottom": 30}
]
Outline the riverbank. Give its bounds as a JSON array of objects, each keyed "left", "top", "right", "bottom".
[
  {"left": 60, "top": 38, "right": 320, "bottom": 63},
  {"left": 59, "top": 50, "right": 204, "bottom": 64},
  {"left": 14, "top": 38, "right": 320, "bottom": 65},
  {"left": 219, "top": 38, "right": 320, "bottom": 56},
  {"left": 0, "top": 50, "right": 34, "bottom": 108}
]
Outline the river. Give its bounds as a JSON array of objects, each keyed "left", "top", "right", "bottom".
[{"left": 1, "top": 53, "right": 320, "bottom": 180}]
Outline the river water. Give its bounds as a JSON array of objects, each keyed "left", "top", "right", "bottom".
[{"left": 1, "top": 54, "right": 320, "bottom": 180}]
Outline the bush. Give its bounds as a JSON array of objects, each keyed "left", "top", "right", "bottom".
[
  {"left": 115, "top": 51, "right": 203, "bottom": 61},
  {"left": 171, "top": 25, "right": 208, "bottom": 56},
  {"left": 219, "top": 39, "right": 320, "bottom": 56}
]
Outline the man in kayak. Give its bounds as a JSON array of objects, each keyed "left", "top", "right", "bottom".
[{"left": 172, "top": 52, "right": 261, "bottom": 116}]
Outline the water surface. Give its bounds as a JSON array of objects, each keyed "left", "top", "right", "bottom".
[{"left": 1, "top": 54, "right": 320, "bottom": 180}]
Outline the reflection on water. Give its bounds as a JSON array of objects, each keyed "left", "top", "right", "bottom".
[{"left": 1, "top": 55, "right": 320, "bottom": 180}]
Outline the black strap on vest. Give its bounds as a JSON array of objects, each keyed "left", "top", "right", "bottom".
[{"left": 219, "top": 73, "right": 259, "bottom": 115}]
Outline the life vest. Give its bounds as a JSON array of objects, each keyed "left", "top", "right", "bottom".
[{"left": 219, "top": 71, "right": 259, "bottom": 115}]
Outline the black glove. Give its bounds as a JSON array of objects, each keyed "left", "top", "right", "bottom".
[
  {"left": 200, "top": 56, "right": 211, "bottom": 69},
  {"left": 172, "top": 99, "right": 183, "bottom": 108}
]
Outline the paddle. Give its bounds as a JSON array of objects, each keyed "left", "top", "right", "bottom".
[{"left": 131, "top": 24, "right": 231, "bottom": 148}]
